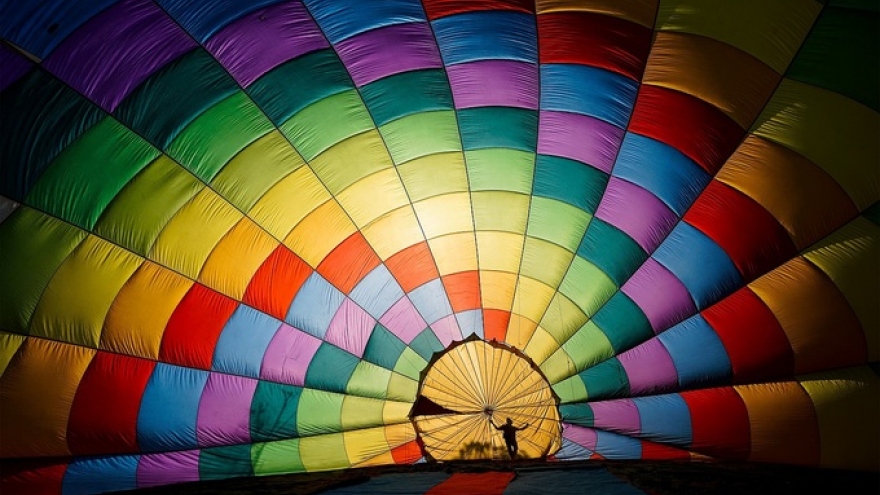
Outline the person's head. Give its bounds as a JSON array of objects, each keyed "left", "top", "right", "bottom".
[{"left": 506, "top": 417, "right": 513, "bottom": 424}]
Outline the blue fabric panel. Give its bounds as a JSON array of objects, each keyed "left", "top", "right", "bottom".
[
  {"left": 212, "top": 305, "right": 282, "bottom": 378},
  {"left": 594, "top": 429, "right": 642, "bottom": 460},
  {"left": 137, "top": 363, "right": 209, "bottom": 452},
  {"left": 658, "top": 315, "right": 732, "bottom": 387},
  {"left": 285, "top": 273, "right": 345, "bottom": 338},
  {"left": 303, "top": 0, "right": 427, "bottom": 44},
  {"left": 554, "top": 437, "right": 593, "bottom": 461},
  {"left": 0, "top": 0, "right": 118, "bottom": 58},
  {"left": 632, "top": 394, "right": 692, "bottom": 446},
  {"left": 534, "top": 154, "right": 607, "bottom": 213},
  {"left": 455, "top": 309, "right": 484, "bottom": 339},
  {"left": 321, "top": 472, "right": 451, "bottom": 494},
  {"left": 505, "top": 468, "right": 647, "bottom": 495},
  {"left": 62, "top": 454, "right": 139, "bottom": 495},
  {"left": 541, "top": 64, "right": 638, "bottom": 129},
  {"left": 612, "top": 133, "right": 710, "bottom": 216},
  {"left": 432, "top": 11, "right": 537, "bottom": 65},
  {"left": 653, "top": 222, "right": 743, "bottom": 310},
  {"left": 156, "top": 0, "right": 283, "bottom": 42},
  {"left": 350, "top": 265, "right": 405, "bottom": 319},
  {"left": 409, "top": 278, "right": 453, "bottom": 325}
]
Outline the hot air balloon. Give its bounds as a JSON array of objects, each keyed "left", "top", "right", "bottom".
[{"left": 1, "top": 0, "right": 877, "bottom": 494}]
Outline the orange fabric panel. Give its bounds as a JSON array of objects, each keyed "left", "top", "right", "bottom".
[
  {"left": 385, "top": 242, "right": 440, "bottom": 292},
  {"left": 442, "top": 271, "right": 482, "bottom": 312},
  {"left": 317, "top": 232, "right": 381, "bottom": 294},
  {"left": 426, "top": 472, "right": 515, "bottom": 495},
  {"left": 483, "top": 309, "right": 511, "bottom": 342},
  {"left": 243, "top": 246, "right": 313, "bottom": 321},
  {"left": 390, "top": 440, "right": 423, "bottom": 464},
  {"left": 736, "top": 382, "right": 820, "bottom": 466}
]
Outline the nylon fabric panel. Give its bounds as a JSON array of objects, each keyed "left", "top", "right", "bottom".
[
  {"left": 682, "top": 387, "right": 750, "bottom": 460},
  {"left": 429, "top": 233, "right": 479, "bottom": 275},
  {"left": 559, "top": 256, "right": 617, "bottom": 316},
  {"left": 309, "top": 131, "right": 393, "bottom": 195},
  {"left": 242, "top": 246, "right": 312, "bottom": 321},
  {"left": 510, "top": 276, "right": 556, "bottom": 326},
  {"left": 380, "top": 111, "right": 462, "bottom": 164},
  {"left": 413, "top": 194, "right": 473, "bottom": 239},
  {"left": 466, "top": 149, "right": 534, "bottom": 194},
  {"left": 248, "top": 166, "right": 332, "bottom": 241},
  {"left": 318, "top": 232, "right": 382, "bottom": 294},
  {"left": 0, "top": 0, "right": 117, "bottom": 58},
  {"left": 535, "top": 0, "right": 658, "bottom": 28},
  {"left": 526, "top": 197, "right": 591, "bottom": 251},
  {"left": 158, "top": 284, "right": 238, "bottom": 370},
  {"left": 281, "top": 90, "right": 374, "bottom": 161},
  {"left": 157, "top": 0, "right": 280, "bottom": 43},
  {"left": 397, "top": 152, "right": 469, "bottom": 201},
  {"left": 479, "top": 271, "right": 517, "bottom": 313},
  {"left": 360, "top": 206, "right": 426, "bottom": 260},
  {"left": 424, "top": 0, "right": 535, "bottom": 20},
  {"left": 361, "top": 69, "right": 454, "bottom": 126},
  {"left": 137, "top": 364, "right": 209, "bottom": 452},
  {"left": 0, "top": 333, "right": 26, "bottom": 377},
  {"left": 335, "top": 168, "right": 410, "bottom": 227},
  {"left": 284, "top": 200, "right": 356, "bottom": 267},
  {"left": 519, "top": 237, "right": 575, "bottom": 288},
  {"left": 304, "top": 0, "right": 428, "bottom": 44},
  {"left": 472, "top": 191, "right": 529, "bottom": 233},
  {"left": 199, "top": 219, "right": 278, "bottom": 300}
]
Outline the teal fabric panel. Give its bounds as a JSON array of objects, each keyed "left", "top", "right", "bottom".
[
  {"left": 361, "top": 68, "right": 454, "bottom": 125},
  {"left": 458, "top": 106, "right": 537, "bottom": 151},
  {"left": 249, "top": 381, "right": 302, "bottom": 442},
  {"left": 577, "top": 219, "right": 646, "bottom": 287},
  {"left": 593, "top": 292, "right": 654, "bottom": 354},
  {"left": 304, "top": 343, "right": 359, "bottom": 394},
  {"left": 534, "top": 154, "right": 607, "bottom": 213}
]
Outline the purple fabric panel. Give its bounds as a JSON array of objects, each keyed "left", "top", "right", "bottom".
[
  {"left": 595, "top": 177, "right": 678, "bottom": 252},
  {"left": 621, "top": 258, "right": 696, "bottom": 333},
  {"left": 41, "top": 0, "right": 196, "bottom": 112},
  {"left": 590, "top": 399, "right": 640, "bottom": 435},
  {"left": 379, "top": 297, "right": 427, "bottom": 344},
  {"left": 259, "top": 323, "right": 322, "bottom": 385},
  {"left": 446, "top": 60, "right": 538, "bottom": 109},
  {"left": 324, "top": 298, "right": 375, "bottom": 357},
  {"left": 618, "top": 338, "right": 679, "bottom": 395},
  {"left": 196, "top": 372, "right": 258, "bottom": 447},
  {"left": 336, "top": 22, "right": 443, "bottom": 87},
  {"left": 537, "top": 111, "right": 623, "bottom": 173},
  {"left": 204, "top": 1, "right": 328, "bottom": 87},
  {"left": 562, "top": 424, "right": 598, "bottom": 450},
  {"left": 0, "top": 45, "right": 33, "bottom": 91},
  {"left": 137, "top": 450, "right": 200, "bottom": 488},
  {"left": 429, "top": 313, "right": 463, "bottom": 347}
]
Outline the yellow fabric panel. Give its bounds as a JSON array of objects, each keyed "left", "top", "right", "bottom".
[
  {"left": 735, "top": 381, "right": 819, "bottom": 465},
  {"left": 387, "top": 369, "right": 418, "bottom": 403},
  {"left": 480, "top": 270, "right": 517, "bottom": 311},
  {"left": 199, "top": 219, "right": 278, "bottom": 300},
  {"left": 552, "top": 320, "right": 613, "bottom": 374},
  {"left": 535, "top": 0, "right": 658, "bottom": 28},
  {"left": 465, "top": 148, "right": 534, "bottom": 195},
  {"left": 341, "top": 395, "right": 386, "bottom": 431},
  {"left": 643, "top": 32, "right": 779, "bottom": 128},
  {"left": 102, "top": 261, "right": 193, "bottom": 359},
  {"left": 0, "top": 332, "right": 26, "bottom": 378},
  {"left": 343, "top": 426, "right": 394, "bottom": 466},
  {"left": 248, "top": 166, "right": 331, "bottom": 240},
  {"left": 336, "top": 168, "right": 410, "bottom": 228},
  {"left": 538, "top": 293, "right": 589, "bottom": 347},
  {"left": 361, "top": 206, "right": 424, "bottom": 260},
  {"left": 804, "top": 218, "right": 879, "bottom": 360},
  {"left": 299, "top": 433, "right": 349, "bottom": 471},
  {"left": 472, "top": 191, "right": 530, "bottom": 234},
  {"left": 540, "top": 347, "right": 577, "bottom": 385},
  {"left": 353, "top": 450, "right": 395, "bottom": 468},
  {"left": 799, "top": 366, "right": 880, "bottom": 471},
  {"left": 384, "top": 421, "right": 417, "bottom": 448},
  {"left": 429, "top": 233, "right": 478, "bottom": 275},
  {"left": 504, "top": 313, "right": 539, "bottom": 351},
  {"left": 150, "top": 188, "right": 242, "bottom": 279},
  {"left": 0, "top": 337, "right": 95, "bottom": 457},
  {"left": 476, "top": 231, "right": 524, "bottom": 272},
  {"left": 752, "top": 79, "right": 880, "bottom": 210},
  {"left": 749, "top": 258, "right": 866, "bottom": 374},
  {"left": 523, "top": 326, "right": 561, "bottom": 367},
  {"left": 383, "top": 399, "right": 413, "bottom": 424},
  {"left": 656, "top": 0, "right": 821, "bottom": 74},
  {"left": 309, "top": 130, "right": 393, "bottom": 195},
  {"left": 284, "top": 200, "right": 356, "bottom": 268},
  {"left": 560, "top": 256, "right": 617, "bottom": 316},
  {"left": 413, "top": 192, "right": 474, "bottom": 239},
  {"left": 30, "top": 235, "right": 143, "bottom": 348},
  {"left": 519, "top": 236, "right": 575, "bottom": 288},
  {"left": 511, "top": 276, "right": 555, "bottom": 328},
  {"left": 251, "top": 438, "right": 301, "bottom": 476},
  {"left": 717, "top": 136, "right": 857, "bottom": 250},
  {"left": 396, "top": 152, "right": 469, "bottom": 202}
]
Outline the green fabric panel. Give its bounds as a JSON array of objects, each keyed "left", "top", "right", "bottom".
[
  {"left": 579, "top": 358, "right": 629, "bottom": 401},
  {"left": 200, "top": 444, "right": 254, "bottom": 480},
  {"left": 114, "top": 49, "right": 239, "bottom": 149},
  {"left": 363, "top": 324, "right": 406, "bottom": 370},
  {"left": 300, "top": 434, "right": 348, "bottom": 471},
  {"left": 559, "top": 404, "right": 594, "bottom": 427},
  {"left": 94, "top": 155, "right": 203, "bottom": 256},
  {"left": 560, "top": 256, "right": 617, "bottom": 316},
  {"left": 341, "top": 395, "right": 385, "bottom": 430},
  {"left": 167, "top": 91, "right": 274, "bottom": 182},
  {"left": 527, "top": 197, "right": 591, "bottom": 251},
  {"left": 458, "top": 107, "right": 538, "bottom": 151},
  {"left": 534, "top": 154, "right": 607, "bottom": 213},
  {"left": 0, "top": 208, "right": 87, "bottom": 333},
  {"left": 786, "top": 7, "right": 879, "bottom": 111},
  {"left": 361, "top": 69, "right": 454, "bottom": 126},
  {"left": 465, "top": 148, "right": 534, "bottom": 193},
  {"left": 296, "top": 389, "right": 344, "bottom": 436},
  {"left": 409, "top": 328, "right": 444, "bottom": 361},
  {"left": 560, "top": 321, "right": 614, "bottom": 370},
  {"left": 345, "top": 361, "right": 391, "bottom": 400},
  {"left": 593, "top": 292, "right": 654, "bottom": 353},
  {"left": 280, "top": 89, "right": 374, "bottom": 161},
  {"left": 248, "top": 50, "right": 353, "bottom": 125},
  {"left": 304, "top": 343, "right": 359, "bottom": 393},
  {"left": 862, "top": 201, "right": 879, "bottom": 225},
  {"left": 393, "top": 346, "right": 428, "bottom": 381},
  {"left": 250, "top": 381, "right": 302, "bottom": 442},
  {"left": 551, "top": 376, "right": 587, "bottom": 403},
  {"left": 251, "top": 438, "right": 304, "bottom": 475},
  {"left": 380, "top": 110, "right": 461, "bottom": 164},
  {"left": 387, "top": 370, "right": 418, "bottom": 402},
  {"left": 472, "top": 191, "right": 530, "bottom": 233},
  {"left": 577, "top": 218, "right": 646, "bottom": 287},
  {"left": 1, "top": 70, "right": 104, "bottom": 201},
  {"left": 26, "top": 117, "right": 160, "bottom": 230},
  {"left": 519, "top": 237, "right": 574, "bottom": 286}
]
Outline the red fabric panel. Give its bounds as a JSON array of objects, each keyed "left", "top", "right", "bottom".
[
  {"left": 159, "top": 284, "right": 237, "bottom": 370},
  {"left": 385, "top": 242, "right": 439, "bottom": 293},
  {"left": 317, "top": 232, "right": 381, "bottom": 294},
  {"left": 243, "top": 246, "right": 312, "bottom": 321},
  {"left": 703, "top": 288, "right": 794, "bottom": 381},
  {"left": 538, "top": 12, "right": 652, "bottom": 80},
  {"left": 67, "top": 352, "right": 155, "bottom": 455},
  {"left": 629, "top": 85, "right": 744, "bottom": 174},
  {"left": 390, "top": 440, "right": 423, "bottom": 464},
  {"left": 442, "top": 271, "right": 481, "bottom": 312},
  {"left": 421, "top": 0, "right": 534, "bottom": 20},
  {"left": 640, "top": 439, "right": 691, "bottom": 460},
  {"left": 682, "top": 387, "right": 750, "bottom": 461},
  {"left": 685, "top": 181, "right": 797, "bottom": 281},
  {"left": 0, "top": 458, "right": 66, "bottom": 495},
  {"left": 483, "top": 309, "right": 511, "bottom": 341},
  {"left": 426, "top": 472, "right": 516, "bottom": 495}
]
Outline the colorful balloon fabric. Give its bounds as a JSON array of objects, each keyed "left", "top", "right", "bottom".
[{"left": 1, "top": 0, "right": 878, "bottom": 494}]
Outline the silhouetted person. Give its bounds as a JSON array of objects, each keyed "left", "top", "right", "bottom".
[{"left": 491, "top": 416, "right": 529, "bottom": 459}]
